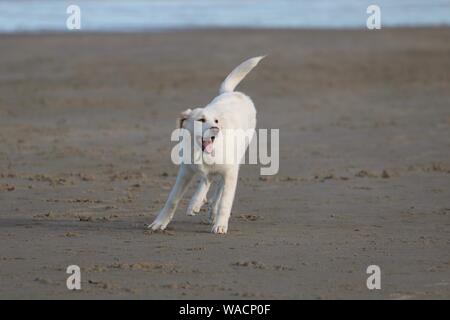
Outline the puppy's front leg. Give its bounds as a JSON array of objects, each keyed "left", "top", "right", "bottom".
[
  {"left": 149, "top": 165, "right": 194, "bottom": 231},
  {"left": 211, "top": 170, "right": 238, "bottom": 234}
]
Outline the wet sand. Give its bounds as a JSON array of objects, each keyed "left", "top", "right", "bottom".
[{"left": 0, "top": 28, "right": 449, "bottom": 299}]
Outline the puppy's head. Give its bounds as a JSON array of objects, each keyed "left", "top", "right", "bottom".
[{"left": 177, "top": 108, "right": 222, "bottom": 154}]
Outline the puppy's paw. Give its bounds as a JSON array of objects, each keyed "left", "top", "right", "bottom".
[
  {"left": 186, "top": 199, "right": 206, "bottom": 216},
  {"left": 186, "top": 206, "right": 200, "bottom": 216},
  {"left": 211, "top": 224, "right": 228, "bottom": 234},
  {"left": 148, "top": 219, "right": 169, "bottom": 231},
  {"left": 186, "top": 209, "right": 197, "bottom": 216},
  {"left": 192, "top": 203, "right": 203, "bottom": 213}
]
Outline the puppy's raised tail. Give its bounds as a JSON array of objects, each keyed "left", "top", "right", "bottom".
[{"left": 219, "top": 56, "right": 265, "bottom": 94}]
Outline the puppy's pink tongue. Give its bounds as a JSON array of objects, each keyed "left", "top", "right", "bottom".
[{"left": 203, "top": 140, "right": 214, "bottom": 154}]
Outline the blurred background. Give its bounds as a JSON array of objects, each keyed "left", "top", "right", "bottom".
[{"left": 0, "top": 0, "right": 450, "bottom": 32}]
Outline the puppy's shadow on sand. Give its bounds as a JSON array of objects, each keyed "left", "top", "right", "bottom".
[
  {"left": 0, "top": 217, "right": 213, "bottom": 234},
  {"left": 0, "top": 217, "right": 139, "bottom": 232}
]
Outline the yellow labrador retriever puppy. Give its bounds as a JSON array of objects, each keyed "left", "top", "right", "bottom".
[{"left": 149, "top": 56, "right": 264, "bottom": 234}]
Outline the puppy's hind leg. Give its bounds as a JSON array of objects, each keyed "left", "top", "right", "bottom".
[
  {"left": 186, "top": 176, "right": 210, "bottom": 216},
  {"left": 149, "top": 165, "right": 195, "bottom": 231},
  {"left": 208, "top": 177, "right": 224, "bottom": 224}
]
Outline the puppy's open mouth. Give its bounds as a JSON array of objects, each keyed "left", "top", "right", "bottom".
[{"left": 202, "top": 136, "right": 215, "bottom": 154}]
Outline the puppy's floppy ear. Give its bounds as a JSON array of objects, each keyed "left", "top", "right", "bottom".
[{"left": 177, "top": 108, "right": 192, "bottom": 128}]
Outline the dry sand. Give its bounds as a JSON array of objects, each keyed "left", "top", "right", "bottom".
[{"left": 0, "top": 28, "right": 449, "bottom": 299}]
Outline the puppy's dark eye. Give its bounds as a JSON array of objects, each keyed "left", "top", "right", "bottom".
[
  {"left": 215, "top": 119, "right": 219, "bottom": 124},
  {"left": 198, "top": 118, "right": 205, "bottom": 123}
]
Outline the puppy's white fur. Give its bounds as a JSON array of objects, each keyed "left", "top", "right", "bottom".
[{"left": 149, "top": 56, "right": 264, "bottom": 234}]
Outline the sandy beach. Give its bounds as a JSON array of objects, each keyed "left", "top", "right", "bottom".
[{"left": 0, "top": 28, "right": 449, "bottom": 299}]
